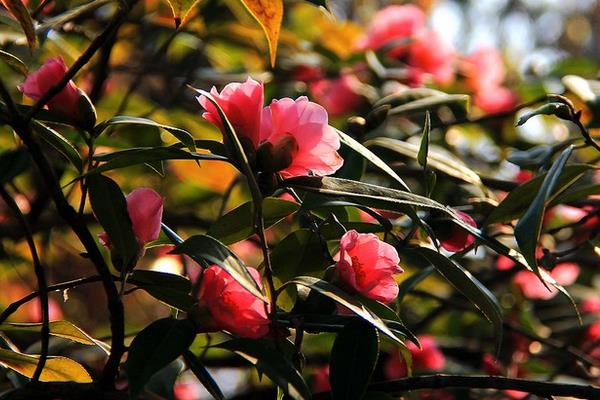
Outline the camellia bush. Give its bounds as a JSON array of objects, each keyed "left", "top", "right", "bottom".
[{"left": 2, "top": 0, "right": 600, "bottom": 399}]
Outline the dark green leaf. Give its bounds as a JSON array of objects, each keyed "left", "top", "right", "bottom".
[
  {"left": 485, "top": 164, "right": 591, "bottom": 225},
  {"left": 271, "top": 229, "right": 329, "bottom": 287},
  {"left": 87, "top": 174, "right": 139, "bottom": 271},
  {"left": 129, "top": 270, "right": 195, "bottom": 311},
  {"left": 515, "top": 145, "right": 574, "bottom": 277},
  {"left": 208, "top": 197, "right": 299, "bottom": 245},
  {"left": 285, "top": 276, "right": 402, "bottom": 345},
  {"left": 171, "top": 235, "right": 267, "bottom": 302},
  {"left": 417, "top": 111, "right": 430, "bottom": 169},
  {"left": 337, "top": 129, "right": 410, "bottom": 191},
  {"left": 216, "top": 338, "right": 310, "bottom": 400},
  {"left": 32, "top": 120, "right": 82, "bottom": 172},
  {"left": 413, "top": 247, "right": 502, "bottom": 346},
  {"left": 357, "top": 297, "right": 419, "bottom": 347},
  {"left": 330, "top": 321, "right": 379, "bottom": 400},
  {"left": 94, "top": 116, "right": 196, "bottom": 152},
  {"left": 145, "top": 359, "right": 184, "bottom": 400},
  {"left": 88, "top": 147, "right": 227, "bottom": 175},
  {"left": 183, "top": 350, "right": 225, "bottom": 400},
  {"left": 516, "top": 102, "right": 573, "bottom": 126},
  {"left": 125, "top": 318, "right": 197, "bottom": 399},
  {"left": 0, "top": 148, "right": 30, "bottom": 184}
]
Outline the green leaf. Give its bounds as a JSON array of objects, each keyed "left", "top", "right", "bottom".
[
  {"left": 0, "top": 348, "right": 91, "bottom": 382},
  {"left": 515, "top": 145, "right": 574, "bottom": 277},
  {"left": 88, "top": 147, "right": 227, "bottom": 175},
  {"left": 485, "top": 164, "right": 591, "bottom": 224},
  {"left": 183, "top": 350, "right": 225, "bottom": 400},
  {"left": 516, "top": 102, "right": 573, "bottom": 126},
  {"left": 373, "top": 88, "right": 447, "bottom": 109},
  {"left": 357, "top": 296, "right": 419, "bottom": 347},
  {"left": 125, "top": 318, "right": 197, "bottom": 399},
  {"left": 216, "top": 338, "right": 310, "bottom": 400},
  {"left": 330, "top": 320, "right": 379, "bottom": 400},
  {"left": 0, "top": 49, "right": 27, "bottom": 76},
  {"left": 37, "top": 0, "right": 112, "bottom": 31},
  {"left": 0, "top": 147, "right": 30, "bottom": 184},
  {"left": 366, "top": 137, "right": 483, "bottom": 189},
  {"left": 271, "top": 229, "right": 329, "bottom": 287},
  {"left": 417, "top": 111, "right": 430, "bottom": 169},
  {"left": 32, "top": 120, "right": 83, "bottom": 172},
  {"left": 0, "top": 321, "right": 109, "bottom": 354},
  {"left": 413, "top": 247, "right": 502, "bottom": 345},
  {"left": 285, "top": 276, "right": 403, "bottom": 345},
  {"left": 337, "top": 129, "right": 410, "bottom": 192},
  {"left": 94, "top": 116, "right": 197, "bottom": 152},
  {"left": 129, "top": 270, "right": 195, "bottom": 311},
  {"left": 145, "top": 359, "right": 184, "bottom": 400},
  {"left": 387, "top": 94, "right": 470, "bottom": 120},
  {"left": 87, "top": 174, "right": 139, "bottom": 271},
  {"left": 171, "top": 235, "right": 267, "bottom": 302},
  {"left": 208, "top": 197, "right": 299, "bottom": 245}
]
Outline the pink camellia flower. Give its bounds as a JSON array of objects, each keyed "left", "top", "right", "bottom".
[
  {"left": 384, "top": 335, "right": 445, "bottom": 379},
  {"left": 198, "top": 265, "right": 270, "bottom": 339},
  {"left": 581, "top": 296, "right": 600, "bottom": 314},
  {"left": 439, "top": 210, "right": 477, "bottom": 252},
  {"left": 18, "top": 57, "right": 83, "bottom": 118},
  {"left": 259, "top": 96, "right": 343, "bottom": 177},
  {"left": 514, "top": 262, "right": 580, "bottom": 300},
  {"left": 474, "top": 86, "right": 518, "bottom": 114},
  {"left": 406, "top": 30, "right": 455, "bottom": 87},
  {"left": 309, "top": 73, "right": 364, "bottom": 117},
  {"left": 198, "top": 77, "right": 264, "bottom": 149},
  {"left": 99, "top": 188, "right": 164, "bottom": 254},
  {"left": 333, "top": 230, "right": 402, "bottom": 303},
  {"left": 463, "top": 48, "right": 506, "bottom": 92},
  {"left": 311, "top": 365, "right": 331, "bottom": 394},
  {"left": 356, "top": 5, "right": 426, "bottom": 54},
  {"left": 198, "top": 78, "right": 343, "bottom": 178}
]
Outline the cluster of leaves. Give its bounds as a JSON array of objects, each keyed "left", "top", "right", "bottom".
[{"left": 1, "top": 1, "right": 600, "bottom": 400}]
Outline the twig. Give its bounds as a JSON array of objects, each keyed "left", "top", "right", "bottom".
[{"left": 0, "top": 187, "right": 49, "bottom": 382}]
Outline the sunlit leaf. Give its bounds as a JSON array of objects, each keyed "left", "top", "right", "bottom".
[
  {"left": 337, "top": 129, "right": 410, "bottom": 192},
  {"left": 0, "top": 321, "right": 109, "bottom": 354},
  {"left": 0, "top": 0, "right": 36, "bottom": 48},
  {"left": 0, "top": 348, "right": 92, "bottom": 382},
  {"left": 239, "top": 0, "right": 283, "bottom": 67}
]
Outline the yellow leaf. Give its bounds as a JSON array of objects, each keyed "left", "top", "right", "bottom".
[
  {"left": 164, "top": 0, "right": 201, "bottom": 28},
  {"left": 239, "top": 0, "right": 283, "bottom": 67},
  {"left": 0, "top": 0, "right": 36, "bottom": 49},
  {"left": 0, "top": 348, "right": 92, "bottom": 383}
]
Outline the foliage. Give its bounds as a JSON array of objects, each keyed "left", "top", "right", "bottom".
[{"left": 0, "top": 1, "right": 600, "bottom": 399}]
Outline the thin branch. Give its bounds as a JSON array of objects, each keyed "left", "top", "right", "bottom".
[
  {"left": 0, "top": 187, "right": 49, "bottom": 382},
  {"left": 313, "top": 374, "right": 600, "bottom": 399}
]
